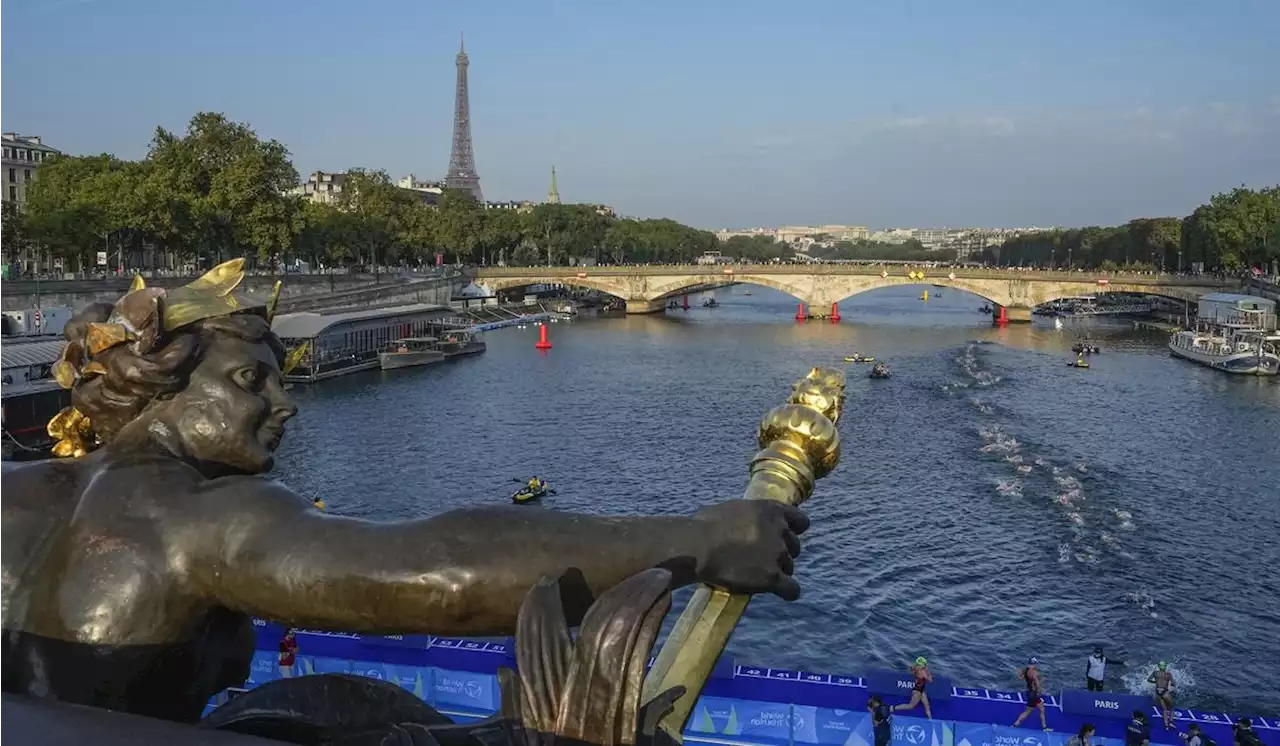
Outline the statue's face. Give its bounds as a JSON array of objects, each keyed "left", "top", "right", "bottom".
[{"left": 156, "top": 333, "right": 297, "bottom": 475}]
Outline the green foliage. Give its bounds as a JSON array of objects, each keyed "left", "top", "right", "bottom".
[
  {"left": 1, "top": 200, "right": 32, "bottom": 264},
  {"left": 1000, "top": 187, "right": 1278, "bottom": 271},
  {"left": 12, "top": 110, "right": 716, "bottom": 270},
  {"left": 603, "top": 217, "right": 718, "bottom": 264}
]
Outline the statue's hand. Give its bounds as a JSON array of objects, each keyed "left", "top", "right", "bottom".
[{"left": 692, "top": 501, "right": 809, "bottom": 601}]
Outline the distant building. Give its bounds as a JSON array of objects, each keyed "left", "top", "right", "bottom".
[
  {"left": 1, "top": 133, "right": 62, "bottom": 276},
  {"left": 2, "top": 133, "right": 60, "bottom": 207},
  {"left": 776, "top": 225, "right": 869, "bottom": 243},
  {"left": 398, "top": 173, "right": 444, "bottom": 195},
  {"left": 289, "top": 171, "right": 439, "bottom": 207},
  {"left": 288, "top": 171, "right": 347, "bottom": 205},
  {"left": 484, "top": 200, "right": 535, "bottom": 212},
  {"left": 714, "top": 228, "right": 780, "bottom": 242}
]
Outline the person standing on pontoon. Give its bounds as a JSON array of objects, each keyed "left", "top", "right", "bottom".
[
  {"left": 1085, "top": 646, "right": 1124, "bottom": 691},
  {"left": 1013, "top": 657, "right": 1049, "bottom": 730},
  {"left": 892, "top": 656, "right": 933, "bottom": 719}
]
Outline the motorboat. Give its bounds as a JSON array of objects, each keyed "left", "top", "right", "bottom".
[
  {"left": 1167, "top": 296, "right": 1279, "bottom": 376},
  {"left": 437, "top": 330, "right": 487, "bottom": 358},
  {"left": 378, "top": 337, "right": 445, "bottom": 371},
  {"left": 978, "top": 305, "right": 993, "bottom": 314},
  {"left": 1072, "top": 342, "right": 1101, "bottom": 355},
  {"left": 869, "top": 363, "right": 891, "bottom": 379},
  {"left": 702, "top": 299, "right": 719, "bottom": 308}
]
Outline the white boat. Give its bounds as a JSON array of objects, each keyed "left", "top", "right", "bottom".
[
  {"left": 378, "top": 337, "right": 445, "bottom": 371},
  {"left": 1167, "top": 293, "right": 1280, "bottom": 376}
]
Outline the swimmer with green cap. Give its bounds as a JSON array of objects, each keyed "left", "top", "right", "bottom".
[
  {"left": 1148, "top": 661, "right": 1175, "bottom": 729},
  {"left": 894, "top": 656, "right": 934, "bottom": 718}
]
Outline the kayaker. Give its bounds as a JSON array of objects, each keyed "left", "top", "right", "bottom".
[
  {"left": 1148, "top": 662, "right": 1176, "bottom": 729},
  {"left": 893, "top": 656, "right": 933, "bottom": 719},
  {"left": 527, "top": 476, "right": 543, "bottom": 493}
]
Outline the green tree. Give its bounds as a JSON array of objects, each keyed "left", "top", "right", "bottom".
[
  {"left": 478, "top": 208, "right": 524, "bottom": 265},
  {"left": 146, "top": 112, "right": 300, "bottom": 264},
  {"left": 433, "top": 189, "right": 484, "bottom": 263},
  {"left": 2, "top": 200, "right": 32, "bottom": 271}
]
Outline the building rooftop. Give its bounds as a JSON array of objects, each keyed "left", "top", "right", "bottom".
[
  {"left": 1200, "top": 292, "right": 1275, "bottom": 307},
  {"left": 1, "top": 339, "right": 66, "bottom": 372},
  {"left": 1, "top": 133, "right": 60, "bottom": 153},
  {"left": 271, "top": 303, "right": 451, "bottom": 340}
]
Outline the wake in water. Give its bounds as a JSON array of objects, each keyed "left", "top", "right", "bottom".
[{"left": 950, "top": 343, "right": 1138, "bottom": 566}]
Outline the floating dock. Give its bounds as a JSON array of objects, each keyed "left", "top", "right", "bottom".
[{"left": 211, "top": 622, "right": 1280, "bottom": 746}]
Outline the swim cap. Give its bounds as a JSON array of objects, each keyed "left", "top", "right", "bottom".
[
  {"left": 1158, "top": 661, "right": 1168, "bottom": 670},
  {"left": 1029, "top": 657, "right": 1040, "bottom": 665},
  {"left": 1093, "top": 647, "right": 1103, "bottom": 655},
  {"left": 915, "top": 657, "right": 927, "bottom": 666}
]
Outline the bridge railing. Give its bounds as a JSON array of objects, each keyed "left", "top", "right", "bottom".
[{"left": 472, "top": 264, "right": 1240, "bottom": 286}]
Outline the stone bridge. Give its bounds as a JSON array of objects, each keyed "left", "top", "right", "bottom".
[{"left": 474, "top": 265, "right": 1239, "bottom": 321}]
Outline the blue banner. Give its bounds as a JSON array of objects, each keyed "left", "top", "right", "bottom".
[
  {"left": 863, "top": 669, "right": 953, "bottom": 702},
  {"left": 794, "top": 707, "right": 873, "bottom": 746},
  {"left": 347, "top": 661, "right": 430, "bottom": 700},
  {"left": 892, "top": 715, "right": 952, "bottom": 746},
  {"left": 1060, "top": 689, "right": 1150, "bottom": 720},
  {"left": 686, "top": 697, "right": 794, "bottom": 746},
  {"left": 297, "top": 655, "right": 353, "bottom": 676},
  {"left": 429, "top": 668, "right": 499, "bottom": 713},
  {"left": 246, "top": 651, "right": 282, "bottom": 684}
]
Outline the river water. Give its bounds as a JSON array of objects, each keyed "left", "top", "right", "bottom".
[{"left": 273, "top": 285, "right": 1280, "bottom": 716}]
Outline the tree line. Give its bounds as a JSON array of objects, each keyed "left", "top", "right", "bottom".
[
  {"left": 0, "top": 112, "right": 733, "bottom": 272},
  {"left": 993, "top": 186, "right": 1280, "bottom": 272}
]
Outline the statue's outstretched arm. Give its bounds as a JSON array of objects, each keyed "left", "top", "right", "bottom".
[{"left": 194, "top": 478, "right": 803, "bottom": 636}]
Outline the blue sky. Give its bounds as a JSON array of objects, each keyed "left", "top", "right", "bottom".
[{"left": 4, "top": 0, "right": 1278, "bottom": 229}]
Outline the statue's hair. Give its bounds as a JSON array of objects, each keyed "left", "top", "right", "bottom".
[{"left": 65, "top": 304, "right": 285, "bottom": 443}]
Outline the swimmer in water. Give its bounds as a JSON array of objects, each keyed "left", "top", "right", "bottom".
[
  {"left": 1148, "top": 661, "right": 1175, "bottom": 728},
  {"left": 892, "top": 656, "right": 933, "bottom": 719},
  {"left": 1013, "top": 657, "right": 1049, "bottom": 731}
]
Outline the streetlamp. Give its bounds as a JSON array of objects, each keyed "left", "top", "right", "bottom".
[{"left": 1177, "top": 250, "right": 1183, "bottom": 273}]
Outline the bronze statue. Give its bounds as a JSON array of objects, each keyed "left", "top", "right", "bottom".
[{"left": 1, "top": 260, "right": 810, "bottom": 726}]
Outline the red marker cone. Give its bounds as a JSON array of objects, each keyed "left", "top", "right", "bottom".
[
  {"left": 830, "top": 302, "right": 841, "bottom": 322},
  {"left": 795, "top": 303, "right": 806, "bottom": 321},
  {"left": 535, "top": 323, "right": 552, "bottom": 350}
]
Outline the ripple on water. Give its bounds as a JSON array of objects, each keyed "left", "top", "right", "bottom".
[{"left": 273, "top": 291, "right": 1280, "bottom": 715}]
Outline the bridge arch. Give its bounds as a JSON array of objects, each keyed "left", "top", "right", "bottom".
[
  {"left": 646, "top": 274, "right": 810, "bottom": 304},
  {"left": 480, "top": 276, "right": 631, "bottom": 300},
  {"left": 820, "top": 276, "right": 1011, "bottom": 307}
]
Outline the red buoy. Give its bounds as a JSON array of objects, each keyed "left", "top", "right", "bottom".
[
  {"left": 830, "top": 302, "right": 841, "bottom": 322},
  {"left": 683, "top": 295, "right": 690, "bottom": 311},
  {"left": 535, "top": 323, "right": 552, "bottom": 350},
  {"left": 795, "top": 303, "right": 807, "bottom": 321},
  {"left": 996, "top": 306, "right": 1008, "bottom": 325}
]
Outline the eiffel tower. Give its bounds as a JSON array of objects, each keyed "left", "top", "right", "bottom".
[{"left": 444, "top": 32, "right": 483, "bottom": 201}]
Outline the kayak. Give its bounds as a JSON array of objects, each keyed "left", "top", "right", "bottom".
[
  {"left": 844, "top": 356, "right": 875, "bottom": 363},
  {"left": 1067, "top": 361, "right": 1090, "bottom": 369},
  {"left": 512, "top": 487, "right": 548, "bottom": 504}
]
